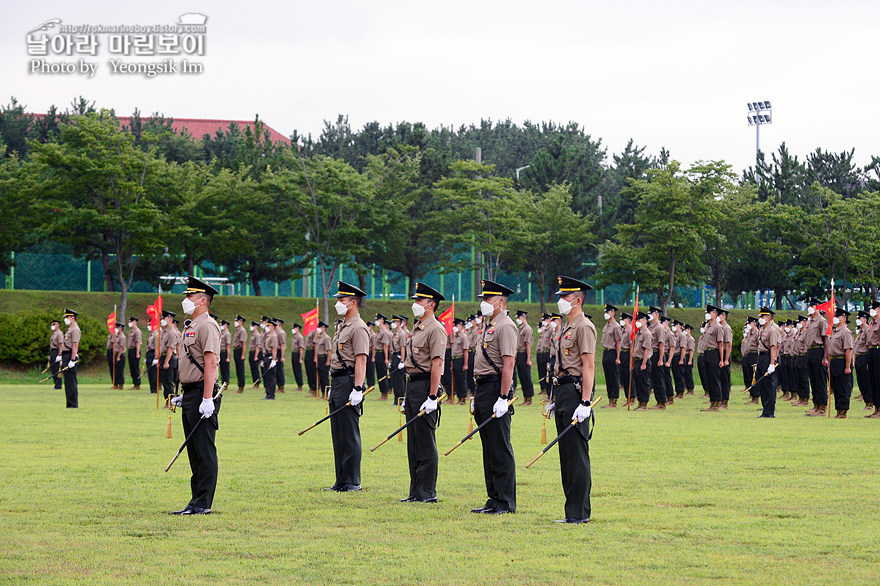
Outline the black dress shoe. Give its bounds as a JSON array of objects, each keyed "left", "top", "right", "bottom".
[
  {"left": 188, "top": 506, "right": 212, "bottom": 515},
  {"left": 416, "top": 497, "right": 438, "bottom": 503},
  {"left": 399, "top": 496, "right": 417, "bottom": 502},
  {"left": 470, "top": 505, "right": 491, "bottom": 513},
  {"left": 554, "top": 517, "right": 589, "bottom": 524},
  {"left": 171, "top": 505, "right": 194, "bottom": 515},
  {"left": 757, "top": 414, "right": 775, "bottom": 418},
  {"left": 322, "top": 485, "right": 340, "bottom": 492},
  {"left": 336, "top": 484, "right": 362, "bottom": 492},
  {"left": 481, "top": 507, "right": 509, "bottom": 515}
]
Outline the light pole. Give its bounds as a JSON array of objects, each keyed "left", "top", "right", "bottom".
[{"left": 746, "top": 100, "right": 772, "bottom": 159}]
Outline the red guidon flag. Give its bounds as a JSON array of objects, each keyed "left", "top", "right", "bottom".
[
  {"left": 301, "top": 305, "right": 319, "bottom": 336},
  {"left": 631, "top": 287, "right": 640, "bottom": 342},
  {"left": 146, "top": 295, "right": 163, "bottom": 330},
  {"left": 106, "top": 310, "right": 116, "bottom": 334},
  {"left": 815, "top": 279, "right": 836, "bottom": 336},
  {"left": 439, "top": 303, "right": 454, "bottom": 336}
]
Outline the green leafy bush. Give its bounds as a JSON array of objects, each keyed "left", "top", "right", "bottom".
[{"left": 0, "top": 311, "right": 107, "bottom": 365}]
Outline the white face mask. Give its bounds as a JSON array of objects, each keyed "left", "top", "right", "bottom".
[
  {"left": 557, "top": 298, "right": 573, "bottom": 316},
  {"left": 672, "top": 326, "right": 678, "bottom": 332},
  {"left": 704, "top": 312, "right": 711, "bottom": 321},
  {"left": 744, "top": 324, "right": 751, "bottom": 332},
  {"left": 64, "top": 317, "right": 71, "bottom": 326},
  {"left": 784, "top": 326, "right": 791, "bottom": 333},
  {"left": 758, "top": 318, "right": 766, "bottom": 326},
  {"left": 475, "top": 317, "right": 482, "bottom": 325},
  {"left": 181, "top": 297, "right": 196, "bottom": 315},
  {"left": 465, "top": 322, "right": 472, "bottom": 330},
  {"left": 51, "top": 324, "right": 56, "bottom": 331},
  {"left": 808, "top": 306, "right": 816, "bottom": 315},
  {"left": 515, "top": 318, "right": 522, "bottom": 326},
  {"left": 160, "top": 319, "right": 167, "bottom": 327},
  {"left": 249, "top": 325, "right": 255, "bottom": 331},
  {"left": 452, "top": 326, "right": 459, "bottom": 333},
  {"left": 619, "top": 319, "right": 625, "bottom": 327},
  {"left": 796, "top": 322, "right": 803, "bottom": 330},
  {"left": 550, "top": 321, "right": 558, "bottom": 329},
  {"left": 392, "top": 322, "right": 398, "bottom": 330},
  {"left": 715, "top": 316, "right": 721, "bottom": 323},
  {"left": 128, "top": 322, "right": 135, "bottom": 328},
  {"left": 635, "top": 321, "right": 643, "bottom": 329},
  {"left": 317, "top": 328, "right": 323, "bottom": 334},
  {"left": 480, "top": 300, "right": 495, "bottom": 317},
  {"left": 856, "top": 318, "right": 863, "bottom": 327},
  {"left": 411, "top": 302, "right": 425, "bottom": 318},
  {"left": 334, "top": 300, "right": 348, "bottom": 316},
  {"left": 604, "top": 313, "right": 611, "bottom": 321},
  {"left": 832, "top": 317, "right": 840, "bottom": 325},
  {"left": 700, "top": 327, "right": 706, "bottom": 334},
  {"left": 871, "top": 309, "right": 878, "bottom": 318}
]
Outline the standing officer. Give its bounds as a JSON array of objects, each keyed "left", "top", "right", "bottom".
[
  {"left": 660, "top": 317, "right": 675, "bottom": 405},
  {"left": 105, "top": 330, "right": 114, "bottom": 386},
  {"left": 61, "top": 309, "right": 81, "bottom": 408},
  {"left": 247, "top": 321, "right": 262, "bottom": 391},
  {"left": 261, "top": 319, "right": 279, "bottom": 400},
  {"left": 451, "top": 318, "right": 469, "bottom": 404},
  {"left": 218, "top": 320, "right": 231, "bottom": 387},
  {"left": 326, "top": 281, "right": 371, "bottom": 492},
  {"left": 113, "top": 322, "right": 127, "bottom": 390},
  {"left": 681, "top": 324, "right": 696, "bottom": 394},
  {"left": 146, "top": 321, "right": 159, "bottom": 394},
  {"left": 160, "top": 311, "right": 178, "bottom": 402},
  {"left": 315, "top": 321, "right": 332, "bottom": 398},
  {"left": 127, "top": 317, "right": 142, "bottom": 390},
  {"left": 49, "top": 319, "right": 64, "bottom": 390},
  {"left": 289, "top": 322, "right": 305, "bottom": 392},
  {"left": 631, "top": 312, "right": 653, "bottom": 411},
  {"left": 754, "top": 308, "right": 780, "bottom": 418},
  {"left": 601, "top": 304, "right": 622, "bottom": 408},
  {"left": 718, "top": 310, "right": 733, "bottom": 409},
  {"left": 392, "top": 316, "right": 410, "bottom": 403},
  {"left": 701, "top": 306, "right": 725, "bottom": 412},
  {"left": 514, "top": 310, "right": 534, "bottom": 405},
  {"left": 274, "top": 317, "right": 287, "bottom": 393},
  {"left": 791, "top": 316, "right": 811, "bottom": 407},
  {"left": 804, "top": 297, "right": 830, "bottom": 416},
  {"left": 367, "top": 319, "right": 378, "bottom": 392},
  {"left": 696, "top": 322, "right": 708, "bottom": 396},
  {"left": 467, "top": 315, "right": 479, "bottom": 397},
  {"left": 536, "top": 313, "right": 552, "bottom": 396},
  {"left": 828, "top": 308, "right": 854, "bottom": 419},
  {"left": 671, "top": 320, "right": 686, "bottom": 400},
  {"left": 232, "top": 316, "right": 247, "bottom": 393},
  {"left": 470, "top": 279, "right": 518, "bottom": 515},
  {"left": 865, "top": 300, "right": 880, "bottom": 418},
  {"left": 544, "top": 276, "right": 596, "bottom": 524},
  {"left": 742, "top": 317, "right": 758, "bottom": 401},
  {"left": 373, "top": 314, "right": 393, "bottom": 400},
  {"left": 399, "top": 282, "right": 447, "bottom": 503},
  {"left": 168, "top": 276, "right": 222, "bottom": 515},
  {"left": 646, "top": 307, "right": 667, "bottom": 409},
  {"left": 304, "top": 320, "right": 318, "bottom": 396},
  {"left": 618, "top": 313, "right": 632, "bottom": 406},
  {"left": 854, "top": 310, "right": 872, "bottom": 412}
]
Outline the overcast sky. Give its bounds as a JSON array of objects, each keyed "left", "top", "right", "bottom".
[{"left": 2, "top": 0, "right": 878, "bottom": 175}]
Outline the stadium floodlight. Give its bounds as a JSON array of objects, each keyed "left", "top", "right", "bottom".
[{"left": 746, "top": 99, "right": 772, "bottom": 160}]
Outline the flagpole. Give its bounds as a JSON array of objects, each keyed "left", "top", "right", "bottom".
[
  {"left": 112, "top": 304, "right": 117, "bottom": 390},
  {"left": 828, "top": 279, "right": 834, "bottom": 418},
  {"left": 628, "top": 286, "right": 639, "bottom": 411}
]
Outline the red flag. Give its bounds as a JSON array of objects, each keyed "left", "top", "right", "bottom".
[
  {"left": 816, "top": 281, "right": 836, "bottom": 336},
  {"left": 631, "top": 288, "right": 640, "bottom": 342},
  {"left": 301, "top": 307, "right": 319, "bottom": 336},
  {"left": 439, "top": 304, "right": 454, "bottom": 335},
  {"left": 146, "top": 295, "right": 163, "bottom": 330},
  {"left": 106, "top": 311, "right": 116, "bottom": 334}
]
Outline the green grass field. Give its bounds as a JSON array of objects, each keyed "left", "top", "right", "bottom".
[{"left": 2, "top": 382, "right": 880, "bottom": 585}]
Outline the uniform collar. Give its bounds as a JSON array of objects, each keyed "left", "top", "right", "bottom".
[{"left": 416, "top": 313, "right": 436, "bottom": 330}]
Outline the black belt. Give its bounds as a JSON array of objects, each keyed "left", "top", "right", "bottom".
[
  {"left": 758, "top": 351, "right": 769, "bottom": 355},
  {"left": 553, "top": 376, "right": 582, "bottom": 385},
  {"left": 870, "top": 346, "right": 880, "bottom": 349},
  {"left": 808, "top": 345, "right": 823, "bottom": 349},
  {"left": 475, "top": 374, "right": 501, "bottom": 385},
  {"left": 830, "top": 356, "right": 846, "bottom": 359},
  {"left": 331, "top": 368, "right": 353, "bottom": 379},
  {"left": 406, "top": 372, "right": 430, "bottom": 382},
  {"left": 317, "top": 354, "right": 327, "bottom": 358},
  {"left": 857, "top": 352, "right": 868, "bottom": 356},
  {"left": 537, "top": 351, "right": 550, "bottom": 355},
  {"left": 452, "top": 355, "right": 463, "bottom": 359},
  {"left": 516, "top": 350, "right": 527, "bottom": 354},
  {"left": 181, "top": 381, "right": 203, "bottom": 392}
]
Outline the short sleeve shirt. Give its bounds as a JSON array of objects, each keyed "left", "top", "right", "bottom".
[
  {"left": 264, "top": 329, "right": 279, "bottom": 357},
  {"left": 177, "top": 312, "right": 221, "bottom": 384},
  {"left": 633, "top": 326, "right": 653, "bottom": 360},
  {"left": 147, "top": 329, "right": 158, "bottom": 351},
  {"left": 221, "top": 329, "right": 232, "bottom": 351},
  {"left": 330, "top": 314, "right": 370, "bottom": 370},
  {"left": 805, "top": 315, "right": 828, "bottom": 347},
  {"left": 305, "top": 330, "right": 316, "bottom": 350},
  {"left": 128, "top": 327, "right": 142, "bottom": 349},
  {"left": 517, "top": 323, "right": 533, "bottom": 351},
  {"left": 855, "top": 327, "right": 868, "bottom": 354},
  {"left": 114, "top": 331, "right": 127, "bottom": 353},
  {"left": 64, "top": 323, "right": 81, "bottom": 351},
  {"left": 473, "top": 313, "right": 518, "bottom": 376},
  {"left": 554, "top": 313, "right": 597, "bottom": 377},
  {"left": 406, "top": 314, "right": 447, "bottom": 373},
  {"left": 50, "top": 328, "right": 64, "bottom": 350},
  {"left": 722, "top": 323, "right": 733, "bottom": 346},
  {"left": 759, "top": 323, "right": 780, "bottom": 352},
  {"left": 828, "top": 325, "right": 854, "bottom": 357},
  {"left": 290, "top": 332, "right": 304, "bottom": 352},
  {"left": 251, "top": 330, "right": 263, "bottom": 354},
  {"left": 601, "top": 319, "right": 623, "bottom": 350},
  {"left": 703, "top": 322, "right": 724, "bottom": 350},
  {"left": 233, "top": 326, "right": 247, "bottom": 349},
  {"left": 315, "top": 332, "right": 332, "bottom": 355}
]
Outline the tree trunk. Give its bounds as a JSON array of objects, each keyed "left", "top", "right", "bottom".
[
  {"left": 665, "top": 251, "right": 677, "bottom": 315},
  {"left": 774, "top": 288, "right": 783, "bottom": 310},
  {"left": 358, "top": 271, "right": 367, "bottom": 295},
  {"left": 252, "top": 274, "right": 262, "bottom": 296},
  {"left": 118, "top": 282, "right": 129, "bottom": 326},
  {"left": 101, "top": 251, "right": 115, "bottom": 292}
]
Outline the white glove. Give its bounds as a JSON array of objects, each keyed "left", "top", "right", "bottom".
[
  {"left": 55, "top": 355, "right": 62, "bottom": 363},
  {"left": 573, "top": 404, "right": 592, "bottom": 423},
  {"left": 420, "top": 397, "right": 438, "bottom": 414},
  {"left": 767, "top": 364, "right": 776, "bottom": 374},
  {"left": 170, "top": 395, "right": 183, "bottom": 407},
  {"left": 270, "top": 359, "right": 277, "bottom": 368},
  {"left": 152, "top": 359, "right": 159, "bottom": 366},
  {"left": 349, "top": 389, "right": 364, "bottom": 406},
  {"left": 544, "top": 401, "right": 556, "bottom": 417},
  {"left": 67, "top": 360, "right": 77, "bottom": 369},
  {"left": 199, "top": 398, "right": 215, "bottom": 418},
  {"left": 397, "top": 362, "right": 405, "bottom": 370},
  {"left": 399, "top": 399, "right": 406, "bottom": 412},
  {"left": 492, "top": 397, "right": 509, "bottom": 418}
]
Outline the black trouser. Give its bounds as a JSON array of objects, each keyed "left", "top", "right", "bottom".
[
  {"left": 473, "top": 378, "right": 516, "bottom": 512},
  {"left": 374, "top": 351, "right": 389, "bottom": 395},
  {"left": 317, "top": 355, "right": 330, "bottom": 395},
  {"left": 366, "top": 355, "right": 375, "bottom": 387},
  {"left": 128, "top": 348, "right": 141, "bottom": 387},
  {"left": 452, "top": 356, "right": 467, "bottom": 399},
  {"left": 249, "top": 351, "right": 262, "bottom": 385},
  {"left": 304, "top": 348, "right": 317, "bottom": 391},
  {"left": 536, "top": 351, "right": 550, "bottom": 394},
  {"left": 602, "top": 349, "right": 620, "bottom": 399},
  {"left": 672, "top": 359, "right": 685, "bottom": 395},
  {"left": 664, "top": 360, "right": 674, "bottom": 399},
  {"left": 829, "top": 357, "right": 852, "bottom": 411},
  {"left": 807, "top": 347, "right": 828, "bottom": 405},
  {"left": 779, "top": 354, "right": 790, "bottom": 393},
  {"left": 683, "top": 358, "right": 694, "bottom": 390},
  {"left": 755, "top": 352, "right": 776, "bottom": 417},
  {"left": 106, "top": 349, "right": 114, "bottom": 383},
  {"left": 795, "top": 355, "right": 810, "bottom": 399},
  {"left": 742, "top": 351, "right": 757, "bottom": 391},
  {"left": 855, "top": 353, "right": 870, "bottom": 404},
  {"left": 868, "top": 348, "right": 880, "bottom": 407},
  {"left": 290, "top": 352, "right": 303, "bottom": 387},
  {"left": 146, "top": 349, "right": 157, "bottom": 393},
  {"left": 721, "top": 361, "right": 731, "bottom": 402},
  {"left": 704, "top": 348, "right": 722, "bottom": 402},
  {"left": 618, "top": 350, "right": 631, "bottom": 399},
  {"left": 648, "top": 355, "right": 666, "bottom": 403},
  {"left": 61, "top": 350, "right": 78, "bottom": 408},
  {"left": 113, "top": 351, "right": 125, "bottom": 387},
  {"left": 161, "top": 356, "right": 178, "bottom": 399},
  {"left": 554, "top": 381, "right": 591, "bottom": 520},
  {"left": 442, "top": 348, "right": 453, "bottom": 394},
  {"left": 50, "top": 348, "right": 62, "bottom": 389},
  {"left": 404, "top": 377, "right": 440, "bottom": 499},
  {"left": 467, "top": 351, "right": 476, "bottom": 394},
  {"left": 233, "top": 347, "right": 246, "bottom": 389},
  {"left": 276, "top": 355, "right": 285, "bottom": 388},
  {"left": 329, "top": 373, "right": 362, "bottom": 487},
  {"left": 262, "top": 355, "right": 277, "bottom": 398},
  {"left": 180, "top": 382, "right": 221, "bottom": 509},
  {"left": 633, "top": 358, "right": 651, "bottom": 403},
  {"left": 515, "top": 351, "right": 534, "bottom": 398},
  {"left": 219, "top": 351, "right": 230, "bottom": 386},
  {"left": 390, "top": 353, "right": 405, "bottom": 402},
  {"left": 697, "top": 354, "right": 707, "bottom": 393}
]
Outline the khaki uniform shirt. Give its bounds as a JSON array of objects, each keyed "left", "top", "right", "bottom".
[
  {"left": 468, "top": 328, "right": 480, "bottom": 353},
  {"left": 721, "top": 323, "right": 733, "bottom": 351},
  {"left": 473, "top": 313, "right": 518, "bottom": 377},
  {"left": 516, "top": 322, "right": 533, "bottom": 352},
  {"left": 405, "top": 314, "right": 447, "bottom": 374},
  {"left": 664, "top": 328, "right": 676, "bottom": 359},
  {"left": 161, "top": 327, "right": 178, "bottom": 356},
  {"left": 277, "top": 328, "right": 287, "bottom": 350},
  {"left": 758, "top": 322, "right": 780, "bottom": 352},
  {"left": 685, "top": 332, "right": 695, "bottom": 354},
  {"left": 263, "top": 329, "right": 279, "bottom": 359},
  {"left": 535, "top": 326, "right": 550, "bottom": 353},
  {"left": 375, "top": 329, "right": 392, "bottom": 354},
  {"left": 233, "top": 326, "right": 247, "bottom": 349},
  {"left": 855, "top": 327, "right": 868, "bottom": 354},
  {"left": 369, "top": 330, "right": 377, "bottom": 352},
  {"left": 63, "top": 323, "right": 81, "bottom": 351},
  {"left": 251, "top": 330, "right": 263, "bottom": 356},
  {"left": 113, "top": 331, "right": 127, "bottom": 353},
  {"left": 330, "top": 315, "right": 370, "bottom": 370},
  {"left": 804, "top": 315, "right": 828, "bottom": 348},
  {"left": 741, "top": 329, "right": 756, "bottom": 354},
  {"left": 632, "top": 326, "right": 653, "bottom": 360},
  {"left": 128, "top": 327, "right": 141, "bottom": 349},
  {"left": 621, "top": 323, "right": 632, "bottom": 350},
  {"left": 451, "top": 331, "right": 468, "bottom": 356},
  {"left": 106, "top": 333, "right": 113, "bottom": 350},
  {"left": 828, "top": 325, "right": 854, "bottom": 358},
  {"left": 315, "top": 331, "right": 332, "bottom": 356},
  {"left": 867, "top": 318, "right": 880, "bottom": 347},
  {"left": 393, "top": 327, "right": 409, "bottom": 353},
  {"left": 219, "top": 329, "right": 231, "bottom": 353},
  {"left": 703, "top": 321, "right": 723, "bottom": 350},
  {"left": 290, "top": 332, "right": 304, "bottom": 353},
  {"left": 791, "top": 327, "right": 806, "bottom": 355},
  {"left": 648, "top": 321, "right": 663, "bottom": 351},
  {"left": 554, "top": 312, "right": 597, "bottom": 377},
  {"left": 177, "top": 312, "right": 221, "bottom": 384},
  {"left": 50, "top": 328, "right": 63, "bottom": 350},
  {"left": 304, "top": 330, "right": 316, "bottom": 350},
  {"left": 696, "top": 331, "right": 707, "bottom": 354},
  {"left": 147, "top": 329, "right": 158, "bottom": 351},
  {"left": 601, "top": 319, "right": 623, "bottom": 351}
]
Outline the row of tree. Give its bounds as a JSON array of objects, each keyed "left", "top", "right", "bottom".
[{"left": 1, "top": 96, "right": 879, "bottom": 320}]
